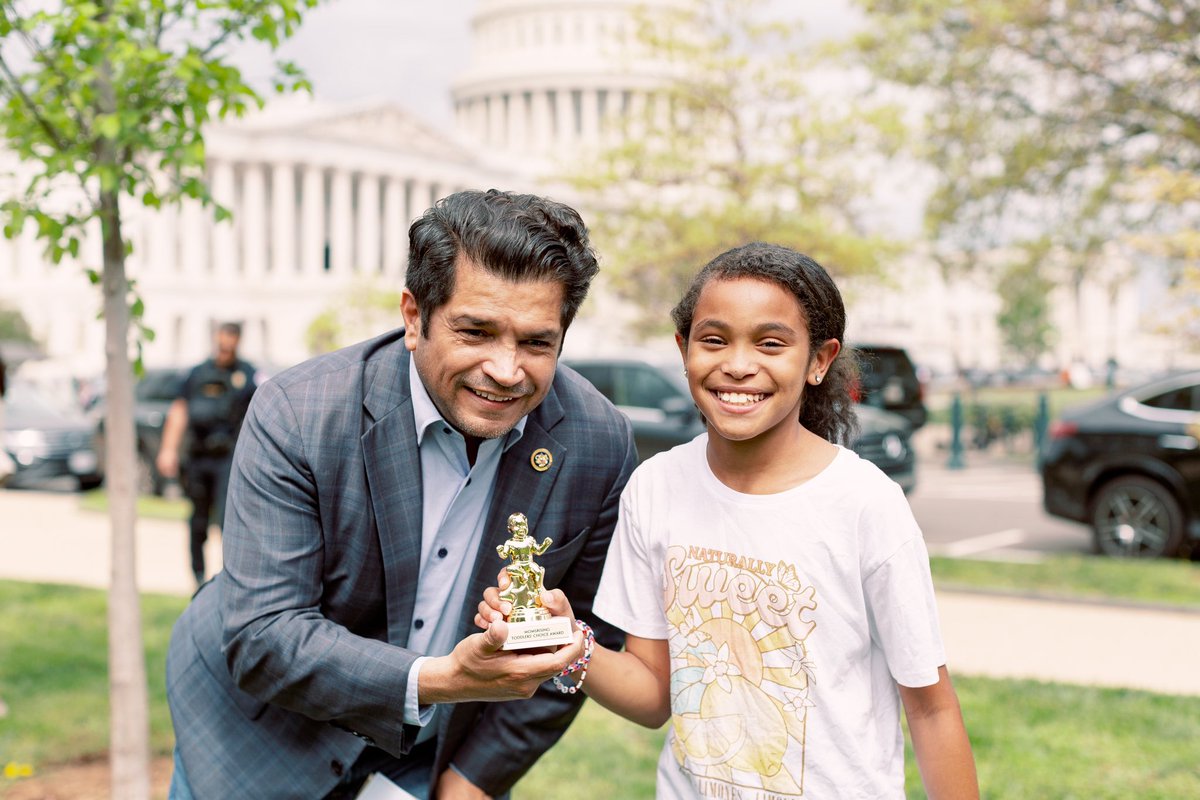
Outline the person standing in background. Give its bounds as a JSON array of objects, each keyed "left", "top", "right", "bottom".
[{"left": 156, "top": 322, "right": 257, "bottom": 586}]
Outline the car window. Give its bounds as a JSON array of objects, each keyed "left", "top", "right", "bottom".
[
  {"left": 568, "top": 363, "right": 615, "bottom": 403},
  {"left": 1141, "top": 384, "right": 1200, "bottom": 412},
  {"left": 136, "top": 371, "right": 185, "bottom": 402},
  {"left": 620, "top": 365, "right": 682, "bottom": 410}
]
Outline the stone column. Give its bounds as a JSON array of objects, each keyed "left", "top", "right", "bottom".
[
  {"left": 329, "top": 168, "right": 354, "bottom": 274},
  {"left": 209, "top": 159, "right": 237, "bottom": 278},
  {"left": 179, "top": 197, "right": 207, "bottom": 277},
  {"left": 356, "top": 173, "right": 381, "bottom": 275},
  {"left": 299, "top": 164, "right": 324, "bottom": 276},
  {"left": 270, "top": 162, "right": 296, "bottom": 276},
  {"left": 531, "top": 90, "right": 551, "bottom": 152},
  {"left": 240, "top": 162, "right": 268, "bottom": 280},
  {"left": 382, "top": 176, "right": 406, "bottom": 278},
  {"left": 580, "top": 88, "right": 599, "bottom": 144},
  {"left": 556, "top": 88, "right": 576, "bottom": 146},
  {"left": 507, "top": 92, "right": 527, "bottom": 153},
  {"left": 488, "top": 94, "right": 506, "bottom": 149}
]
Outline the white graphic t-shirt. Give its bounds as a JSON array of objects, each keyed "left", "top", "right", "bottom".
[{"left": 593, "top": 435, "right": 945, "bottom": 799}]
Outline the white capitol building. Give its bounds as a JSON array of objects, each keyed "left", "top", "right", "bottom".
[{"left": 0, "top": 0, "right": 1176, "bottom": 378}]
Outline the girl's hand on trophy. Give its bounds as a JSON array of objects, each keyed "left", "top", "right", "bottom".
[
  {"left": 475, "top": 568, "right": 513, "bottom": 629},
  {"left": 538, "top": 589, "right": 579, "bottom": 629}
]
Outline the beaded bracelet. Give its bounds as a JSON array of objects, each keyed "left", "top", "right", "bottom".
[{"left": 552, "top": 620, "right": 595, "bottom": 694}]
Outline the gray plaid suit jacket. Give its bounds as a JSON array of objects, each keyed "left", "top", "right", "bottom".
[{"left": 166, "top": 329, "right": 637, "bottom": 799}]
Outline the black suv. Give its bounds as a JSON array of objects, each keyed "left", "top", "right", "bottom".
[
  {"left": 1040, "top": 370, "right": 1200, "bottom": 558},
  {"left": 563, "top": 358, "right": 916, "bottom": 492},
  {"left": 853, "top": 344, "right": 927, "bottom": 430}
]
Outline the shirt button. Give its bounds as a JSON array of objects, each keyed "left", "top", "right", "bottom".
[
  {"left": 443, "top": 427, "right": 451, "bottom": 434},
  {"left": 437, "top": 547, "right": 448, "bottom": 558},
  {"left": 330, "top": 760, "right": 345, "bottom": 777},
  {"left": 414, "top": 619, "right": 424, "bottom": 630}
]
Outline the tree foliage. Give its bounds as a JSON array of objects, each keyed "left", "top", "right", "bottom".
[
  {"left": 0, "top": 2, "right": 317, "bottom": 797},
  {"left": 0, "top": 303, "right": 35, "bottom": 344},
  {"left": 306, "top": 280, "right": 403, "bottom": 355},
  {"left": 852, "top": 0, "right": 1200, "bottom": 341},
  {"left": 567, "top": 0, "right": 904, "bottom": 335},
  {"left": 995, "top": 248, "right": 1057, "bottom": 366}
]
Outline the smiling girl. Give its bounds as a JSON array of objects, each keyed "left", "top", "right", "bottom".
[{"left": 480, "top": 243, "right": 977, "bottom": 799}]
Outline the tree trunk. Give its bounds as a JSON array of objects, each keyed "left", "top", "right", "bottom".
[{"left": 99, "top": 188, "right": 151, "bottom": 800}]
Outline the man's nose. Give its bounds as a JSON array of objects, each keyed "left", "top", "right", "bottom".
[{"left": 483, "top": 342, "right": 525, "bottom": 387}]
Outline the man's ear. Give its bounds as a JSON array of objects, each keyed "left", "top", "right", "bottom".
[{"left": 400, "top": 289, "right": 421, "bottom": 352}]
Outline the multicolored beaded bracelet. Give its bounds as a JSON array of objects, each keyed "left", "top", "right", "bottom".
[{"left": 552, "top": 620, "right": 595, "bottom": 694}]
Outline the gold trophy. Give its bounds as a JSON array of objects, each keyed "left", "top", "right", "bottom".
[{"left": 496, "top": 512, "right": 575, "bottom": 650}]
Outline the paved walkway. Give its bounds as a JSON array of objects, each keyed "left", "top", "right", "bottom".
[{"left": 2, "top": 484, "right": 1199, "bottom": 697}]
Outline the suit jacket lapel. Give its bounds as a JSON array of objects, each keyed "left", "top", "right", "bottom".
[{"left": 360, "top": 345, "right": 422, "bottom": 648}]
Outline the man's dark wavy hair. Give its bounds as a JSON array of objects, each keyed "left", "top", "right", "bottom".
[
  {"left": 405, "top": 189, "right": 599, "bottom": 334},
  {"left": 671, "top": 242, "right": 859, "bottom": 445}
]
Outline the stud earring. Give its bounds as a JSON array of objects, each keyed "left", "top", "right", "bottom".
[{"left": 813, "top": 374, "right": 822, "bottom": 385}]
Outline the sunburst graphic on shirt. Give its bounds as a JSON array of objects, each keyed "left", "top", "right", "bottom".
[{"left": 661, "top": 544, "right": 818, "bottom": 796}]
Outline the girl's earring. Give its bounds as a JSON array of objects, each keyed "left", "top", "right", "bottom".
[
  {"left": 683, "top": 368, "right": 688, "bottom": 376},
  {"left": 813, "top": 374, "right": 822, "bottom": 385}
]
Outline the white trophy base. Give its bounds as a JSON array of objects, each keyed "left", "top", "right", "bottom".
[{"left": 501, "top": 615, "right": 575, "bottom": 650}]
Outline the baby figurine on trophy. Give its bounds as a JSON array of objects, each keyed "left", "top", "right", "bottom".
[{"left": 496, "top": 512, "right": 575, "bottom": 650}]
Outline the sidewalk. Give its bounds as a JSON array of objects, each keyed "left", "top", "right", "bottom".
[{"left": 2, "top": 486, "right": 1199, "bottom": 697}]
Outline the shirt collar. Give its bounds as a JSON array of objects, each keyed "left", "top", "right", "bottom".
[{"left": 408, "top": 356, "right": 527, "bottom": 450}]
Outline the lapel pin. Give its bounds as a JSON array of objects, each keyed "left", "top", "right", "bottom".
[{"left": 530, "top": 448, "right": 553, "bottom": 472}]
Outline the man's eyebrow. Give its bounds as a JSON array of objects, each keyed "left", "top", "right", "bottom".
[{"left": 448, "top": 315, "right": 495, "bottom": 328}]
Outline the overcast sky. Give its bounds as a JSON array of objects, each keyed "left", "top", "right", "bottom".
[{"left": 233, "top": 1, "right": 859, "bottom": 129}]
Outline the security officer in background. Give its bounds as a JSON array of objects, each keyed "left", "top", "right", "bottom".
[{"left": 157, "top": 322, "right": 257, "bottom": 586}]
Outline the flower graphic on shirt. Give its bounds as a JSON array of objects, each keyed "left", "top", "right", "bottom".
[
  {"left": 671, "top": 607, "right": 712, "bottom": 653},
  {"left": 780, "top": 643, "right": 816, "bottom": 684},
  {"left": 781, "top": 688, "right": 814, "bottom": 717},
  {"left": 700, "top": 642, "right": 742, "bottom": 693}
]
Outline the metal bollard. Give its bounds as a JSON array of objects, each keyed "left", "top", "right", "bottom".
[
  {"left": 947, "top": 392, "right": 965, "bottom": 469},
  {"left": 1033, "top": 392, "right": 1050, "bottom": 463}
]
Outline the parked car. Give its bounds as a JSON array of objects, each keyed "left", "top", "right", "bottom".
[
  {"left": 2, "top": 381, "right": 103, "bottom": 490},
  {"left": 94, "top": 367, "right": 186, "bottom": 496},
  {"left": 853, "top": 344, "right": 928, "bottom": 430},
  {"left": 1040, "top": 370, "right": 1200, "bottom": 558},
  {"left": 563, "top": 358, "right": 916, "bottom": 492}
]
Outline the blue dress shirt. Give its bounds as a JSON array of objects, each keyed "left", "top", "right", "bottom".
[{"left": 402, "top": 357, "right": 527, "bottom": 742}]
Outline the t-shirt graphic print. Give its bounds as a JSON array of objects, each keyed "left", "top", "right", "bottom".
[{"left": 665, "top": 544, "right": 817, "bottom": 797}]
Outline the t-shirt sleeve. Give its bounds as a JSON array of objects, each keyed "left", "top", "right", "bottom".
[
  {"left": 861, "top": 485, "right": 945, "bottom": 688},
  {"left": 592, "top": 475, "right": 670, "bottom": 641}
]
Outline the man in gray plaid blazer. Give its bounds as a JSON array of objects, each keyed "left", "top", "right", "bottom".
[{"left": 166, "top": 190, "right": 637, "bottom": 799}]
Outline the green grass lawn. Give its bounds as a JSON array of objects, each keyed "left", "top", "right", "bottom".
[
  {"left": 930, "top": 554, "right": 1200, "bottom": 609},
  {"left": 518, "top": 676, "right": 1200, "bottom": 799},
  {"left": 3, "top": 576, "right": 1199, "bottom": 797},
  {"left": 0, "top": 581, "right": 186, "bottom": 773},
  {"left": 77, "top": 489, "right": 189, "bottom": 521}
]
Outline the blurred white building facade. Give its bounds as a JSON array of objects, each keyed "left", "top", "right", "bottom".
[{"left": 0, "top": 0, "right": 1181, "bottom": 378}]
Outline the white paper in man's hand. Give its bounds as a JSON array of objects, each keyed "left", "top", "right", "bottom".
[{"left": 354, "top": 772, "right": 420, "bottom": 800}]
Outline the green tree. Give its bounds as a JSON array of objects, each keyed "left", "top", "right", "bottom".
[
  {"left": 0, "top": 2, "right": 316, "bottom": 796},
  {"left": 567, "top": 0, "right": 903, "bottom": 335},
  {"left": 995, "top": 250, "right": 1057, "bottom": 366},
  {"left": 0, "top": 303, "right": 35, "bottom": 344},
  {"left": 305, "top": 279, "right": 403, "bottom": 356},
  {"left": 851, "top": 0, "right": 1199, "bottom": 347}
]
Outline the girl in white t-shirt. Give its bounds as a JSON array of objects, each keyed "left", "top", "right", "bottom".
[{"left": 479, "top": 243, "right": 978, "bottom": 799}]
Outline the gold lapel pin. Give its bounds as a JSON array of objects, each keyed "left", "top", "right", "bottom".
[{"left": 530, "top": 448, "right": 553, "bottom": 472}]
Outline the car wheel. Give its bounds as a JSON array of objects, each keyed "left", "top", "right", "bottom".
[
  {"left": 78, "top": 476, "right": 103, "bottom": 491},
  {"left": 1091, "top": 476, "right": 1185, "bottom": 558}
]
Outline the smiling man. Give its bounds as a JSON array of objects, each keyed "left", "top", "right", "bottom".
[{"left": 165, "top": 190, "right": 637, "bottom": 800}]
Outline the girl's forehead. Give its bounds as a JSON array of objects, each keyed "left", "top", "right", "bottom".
[{"left": 695, "top": 276, "right": 805, "bottom": 319}]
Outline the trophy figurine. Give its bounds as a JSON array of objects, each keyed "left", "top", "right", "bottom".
[{"left": 496, "top": 512, "right": 575, "bottom": 650}]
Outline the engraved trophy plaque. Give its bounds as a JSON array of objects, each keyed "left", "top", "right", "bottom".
[{"left": 496, "top": 512, "right": 575, "bottom": 650}]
